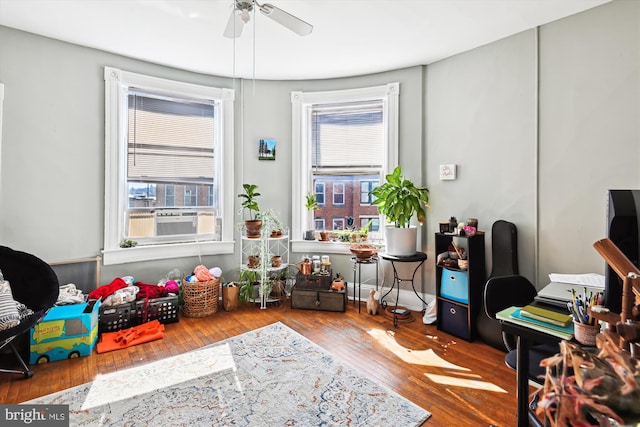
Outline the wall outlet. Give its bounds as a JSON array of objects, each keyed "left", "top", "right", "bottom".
[{"left": 439, "top": 164, "right": 456, "bottom": 180}]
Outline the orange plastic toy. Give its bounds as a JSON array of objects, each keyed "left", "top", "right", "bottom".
[{"left": 96, "top": 320, "right": 165, "bottom": 353}]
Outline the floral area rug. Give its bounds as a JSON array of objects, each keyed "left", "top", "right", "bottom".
[{"left": 27, "top": 322, "right": 431, "bottom": 426}]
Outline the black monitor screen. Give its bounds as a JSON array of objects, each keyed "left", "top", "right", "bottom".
[{"left": 605, "top": 189, "right": 640, "bottom": 314}]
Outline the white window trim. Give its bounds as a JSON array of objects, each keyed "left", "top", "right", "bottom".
[
  {"left": 103, "top": 67, "right": 235, "bottom": 265},
  {"left": 291, "top": 83, "right": 399, "bottom": 254}
]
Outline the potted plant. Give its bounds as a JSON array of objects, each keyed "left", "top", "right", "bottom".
[
  {"left": 238, "top": 183, "right": 262, "bottom": 238},
  {"left": 370, "top": 165, "right": 430, "bottom": 256},
  {"left": 238, "top": 269, "right": 259, "bottom": 302},
  {"left": 304, "top": 192, "right": 319, "bottom": 240},
  {"left": 352, "top": 219, "right": 373, "bottom": 242}
]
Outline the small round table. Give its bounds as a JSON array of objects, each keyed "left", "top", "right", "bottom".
[
  {"left": 379, "top": 251, "right": 428, "bottom": 327},
  {"left": 351, "top": 256, "right": 379, "bottom": 313}
]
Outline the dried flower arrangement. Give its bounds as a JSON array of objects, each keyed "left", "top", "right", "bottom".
[{"left": 533, "top": 339, "right": 640, "bottom": 426}]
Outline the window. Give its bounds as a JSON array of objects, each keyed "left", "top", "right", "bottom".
[
  {"left": 333, "top": 218, "right": 345, "bottom": 230},
  {"left": 165, "top": 185, "right": 175, "bottom": 207},
  {"left": 291, "top": 83, "right": 399, "bottom": 252},
  {"left": 333, "top": 183, "right": 345, "bottom": 205},
  {"left": 315, "top": 182, "right": 326, "bottom": 206},
  {"left": 314, "top": 218, "right": 325, "bottom": 230},
  {"left": 360, "top": 180, "right": 378, "bottom": 205},
  {"left": 184, "top": 185, "right": 197, "bottom": 207},
  {"left": 103, "top": 67, "right": 235, "bottom": 265},
  {"left": 360, "top": 216, "right": 380, "bottom": 232}
]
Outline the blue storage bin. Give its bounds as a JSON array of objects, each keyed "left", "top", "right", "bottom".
[{"left": 440, "top": 268, "right": 469, "bottom": 303}]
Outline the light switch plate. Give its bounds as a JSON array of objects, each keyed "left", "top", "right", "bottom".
[{"left": 439, "top": 164, "right": 456, "bottom": 180}]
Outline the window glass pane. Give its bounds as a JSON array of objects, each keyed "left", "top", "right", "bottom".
[
  {"left": 124, "top": 90, "right": 218, "bottom": 243},
  {"left": 360, "top": 180, "right": 379, "bottom": 204},
  {"left": 165, "top": 185, "right": 175, "bottom": 207},
  {"left": 312, "top": 174, "right": 380, "bottom": 233},
  {"left": 360, "top": 217, "right": 380, "bottom": 232},
  {"left": 315, "top": 182, "right": 325, "bottom": 205},
  {"left": 184, "top": 185, "right": 197, "bottom": 206},
  {"left": 333, "top": 182, "right": 345, "bottom": 205}
]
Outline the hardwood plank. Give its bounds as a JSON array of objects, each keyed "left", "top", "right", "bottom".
[{"left": 0, "top": 300, "right": 543, "bottom": 426}]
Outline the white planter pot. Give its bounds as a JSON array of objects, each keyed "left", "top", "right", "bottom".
[{"left": 384, "top": 226, "right": 417, "bottom": 256}]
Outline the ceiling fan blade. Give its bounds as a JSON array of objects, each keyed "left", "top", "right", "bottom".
[
  {"left": 258, "top": 3, "right": 313, "bottom": 36},
  {"left": 223, "top": 9, "right": 244, "bottom": 38}
]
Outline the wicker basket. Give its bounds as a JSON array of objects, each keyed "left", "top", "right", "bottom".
[
  {"left": 182, "top": 277, "right": 220, "bottom": 317},
  {"left": 573, "top": 320, "right": 599, "bottom": 346}
]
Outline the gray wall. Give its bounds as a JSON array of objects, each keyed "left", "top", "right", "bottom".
[
  {"left": 1, "top": 0, "right": 638, "bottom": 302},
  {"left": 426, "top": 0, "right": 639, "bottom": 292}
]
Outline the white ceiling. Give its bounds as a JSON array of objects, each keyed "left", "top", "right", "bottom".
[{"left": 0, "top": 0, "right": 611, "bottom": 80}]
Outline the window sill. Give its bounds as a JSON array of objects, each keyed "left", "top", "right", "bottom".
[
  {"left": 102, "top": 240, "right": 235, "bottom": 265},
  {"left": 291, "top": 239, "right": 384, "bottom": 255}
]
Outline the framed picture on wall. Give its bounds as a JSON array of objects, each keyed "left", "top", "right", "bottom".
[{"left": 258, "top": 139, "right": 276, "bottom": 160}]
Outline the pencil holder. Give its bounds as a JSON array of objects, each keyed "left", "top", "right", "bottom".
[{"left": 573, "top": 320, "right": 599, "bottom": 346}]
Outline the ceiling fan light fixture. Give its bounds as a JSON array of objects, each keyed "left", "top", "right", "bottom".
[{"left": 240, "top": 7, "right": 251, "bottom": 24}]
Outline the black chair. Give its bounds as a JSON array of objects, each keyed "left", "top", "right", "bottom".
[
  {"left": 0, "top": 246, "right": 59, "bottom": 378},
  {"left": 484, "top": 274, "right": 558, "bottom": 383},
  {"left": 477, "top": 220, "right": 520, "bottom": 351}
]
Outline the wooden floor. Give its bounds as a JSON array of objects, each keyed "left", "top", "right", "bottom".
[{"left": 0, "top": 299, "right": 541, "bottom": 426}]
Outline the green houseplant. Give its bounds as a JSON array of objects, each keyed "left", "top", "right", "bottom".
[
  {"left": 304, "top": 192, "right": 319, "bottom": 240},
  {"left": 238, "top": 183, "right": 262, "bottom": 238},
  {"left": 238, "top": 268, "right": 259, "bottom": 302},
  {"left": 370, "top": 165, "right": 430, "bottom": 255}
]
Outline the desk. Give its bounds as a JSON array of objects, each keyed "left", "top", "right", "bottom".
[
  {"left": 351, "top": 256, "right": 378, "bottom": 313},
  {"left": 379, "top": 252, "right": 428, "bottom": 327},
  {"left": 497, "top": 306, "right": 571, "bottom": 427}
]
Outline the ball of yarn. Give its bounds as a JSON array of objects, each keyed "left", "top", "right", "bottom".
[
  {"left": 164, "top": 280, "right": 180, "bottom": 294},
  {"left": 209, "top": 267, "right": 222, "bottom": 278},
  {"left": 186, "top": 275, "right": 197, "bottom": 283},
  {"left": 121, "top": 276, "right": 135, "bottom": 286},
  {"left": 193, "top": 265, "right": 213, "bottom": 282}
]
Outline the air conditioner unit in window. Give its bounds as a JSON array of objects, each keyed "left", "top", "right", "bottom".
[{"left": 155, "top": 210, "right": 197, "bottom": 236}]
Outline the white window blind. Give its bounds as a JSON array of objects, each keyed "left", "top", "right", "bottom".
[
  {"left": 311, "top": 101, "right": 383, "bottom": 171},
  {"left": 127, "top": 91, "right": 216, "bottom": 184}
]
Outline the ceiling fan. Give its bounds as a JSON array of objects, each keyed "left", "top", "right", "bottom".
[{"left": 223, "top": 1, "right": 313, "bottom": 38}]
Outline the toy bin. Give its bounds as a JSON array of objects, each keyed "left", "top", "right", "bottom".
[
  {"left": 440, "top": 268, "right": 469, "bottom": 304},
  {"left": 134, "top": 296, "right": 179, "bottom": 325},
  {"left": 30, "top": 299, "right": 101, "bottom": 364},
  {"left": 99, "top": 301, "right": 135, "bottom": 333}
]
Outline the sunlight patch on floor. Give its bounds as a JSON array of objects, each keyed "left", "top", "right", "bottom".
[
  {"left": 425, "top": 373, "right": 507, "bottom": 393},
  {"left": 80, "top": 343, "right": 237, "bottom": 410},
  {"left": 367, "top": 328, "right": 469, "bottom": 370},
  {"left": 368, "top": 327, "right": 507, "bottom": 394}
]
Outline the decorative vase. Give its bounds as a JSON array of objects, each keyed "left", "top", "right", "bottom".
[{"left": 384, "top": 226, "right": 417, "bottom": 256}]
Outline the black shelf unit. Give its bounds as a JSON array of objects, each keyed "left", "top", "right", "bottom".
[{"left": 435, "top": 232, "right": 486, "bottom": 341}]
